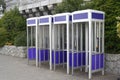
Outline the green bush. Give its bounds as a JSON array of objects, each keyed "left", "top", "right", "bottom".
[
  {"left": 0, "top": 27, "right": 7, "bottom": 47},
  {"left": 14, "top": 31, "right": 27, "bottom": 46},
  {"left": 0, "top": 7, "right": 26, "bottom": 44}
]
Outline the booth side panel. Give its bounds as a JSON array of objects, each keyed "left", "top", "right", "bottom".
[
  {"left": 92, "top": 53, "right": 104, "bottom": 71},
  {"left": 69, "top": 52, "right": 86, "bottom": 67},
  {"left": 52, "top": 51, "right": 67, "bottom": 64},
  {"left": 28, "top": 48, "right": 36, "bottom": 60},
  {"left": 38, "top": 49, "right": 49, "bottom": 62}
]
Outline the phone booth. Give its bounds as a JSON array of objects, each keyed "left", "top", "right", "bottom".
[
  {"left": 72, "top": 9, "right": 105, "bottom": 79},
  {"left": 52, "top": 13, "right": 71, "bottom": 71},
  {"left": 27, "top": 17, "right": 38, "bottom": 65},
  {"left": 69, "top": 14, "right": 86, "bottom": 75},
  {"left": 37, "top": 15, "right": 52, "bottom": 69}
]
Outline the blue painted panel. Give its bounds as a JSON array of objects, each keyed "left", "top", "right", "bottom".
[
  {"left": 39, "top": 18, "right": 49, "bottom": 23},
  {"left": 92, "top": 54, "right": 95, "bottom": 70},
  {"left": 73, "top": 13, "right": 88, "bottom": 20},
  {"left": 52, "top": 51, "right": 67, "bottom": 64},
  {"left": 96, "top": 54, "right": 100, "bottom": 69},
  {"left": 69, "top": 15, "right": 72, "bottom": 21},
  {"left": 54, "top": 15, "right": 66, "bottom": 22},
  {"left": 74, "top": 53, "right": 77, "bottom": 67},
  {"left": 82, "top": 52, "right": 86, "bottom": 65},
  {"left": 64, "top": 51, "right": 67, "bottom": 62},
  {"left": 69, "top": 52, "right": 85, "bottom": 67},
  {"left": 38, "top": 50, "right": 44, "bottom": 61},
  {"left": 92, "top": 12, "right": 104, "bottom": 20},
  {"left": 78, "top": 53, "right": 82, "bottom": 66},
  {"left": 69, "top": 52, "right": 72, "bottom": 67},
  {"left": 100, "top": 53, "right": 104, "bottom": 68},
  {"left": 45, "top": 49, "right": 49, "bottom": 61},
  {"left": 60, "top": 51, "right": 63, "bottom": 63},
  {"left": 28, "top": 48, "right": 36, "bottom": 60},
  {"left": 52, "top": 51, "right": 54, "bottom": 64},
  {"left": 27, "top": 19, "right": 36, "bottom": 25}
]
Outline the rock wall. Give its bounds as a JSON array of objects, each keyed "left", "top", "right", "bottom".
[
  {"left": 0, "top": 45, "right": 27, "bottom": 58},
  {"left": 0, "top": 45, "right": 120, "bottom": 75},
  {"left": 105, "top": 54, "right": 120, "bottom": 75}
]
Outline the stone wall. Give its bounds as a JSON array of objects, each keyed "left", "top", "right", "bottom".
[
  {"left": 0, "top": 45, "right": 27, "bottom": 58},
  {"left": 105, "top": 54, "right": 120, "bottom": 75},
  {"left": 0, "top": 45, "right": 120, "bottom": 75}
]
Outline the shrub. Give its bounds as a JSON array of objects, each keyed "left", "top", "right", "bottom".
[
  {"left": 0, "top": 27, "right": 7, "bottom": 47},
  {"left": 14, "top": 31, "right": 27, "bottom": 46}
]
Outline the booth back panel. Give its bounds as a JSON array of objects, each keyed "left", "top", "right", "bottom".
[
  {"left": 92, "top": 53, "right": 104, "bottom": 71},
  {"left": 28, "top": 48, "right": 36, "bottom": 60}
]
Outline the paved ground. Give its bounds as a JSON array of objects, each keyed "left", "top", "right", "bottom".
[{"left": 0, "top": 54, "right": 118, "bottom": 80}]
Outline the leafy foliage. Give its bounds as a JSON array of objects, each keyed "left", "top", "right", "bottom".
[
  {"left": 0, "top": 27, "right": 7, "bottom": 47},
  {"left": 54, "top": 0, "right": 120, "bottom": 53},
  {"left": 14, "top": 31, "right": 27, "bottom": 46},
  {"left": 0, "top": 7, "right": 26, "bottom": 46}
]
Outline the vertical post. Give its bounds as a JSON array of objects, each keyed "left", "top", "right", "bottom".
[
  {"left": 71, "top": 23, "right": 74, "bottom": 75},
  {"left": 88, "top": 12, "right": 92, "bottom": 79},
  {"left": 102, "top": 21, "right": 105, "bottom": 75},
  {"left": 95, "top": 22, "right": 97, "bottom": 70},
  {"left": 58, "top": 25, "right": 60, "bottom": 64},
  {"left": 81, "top": 23, "right": 83, "bottom": 71},
  {"left": 99, "top": 22, "right": 101, "bottom": 53},
  {"left": 76, "top": 23, "right": 79, "bottom": 67},
  {"left": 27, "top": 26, "right": 29, "bottom": 64},
  {"left": 53, "top": 24, "right": 57, "bottom": 70},
  {"left": 50, "top": 17, "right": 52, "bottom": 70},
  {"left": 99, "top": 22, "right": 101, "bottom": 70},
  {"left": 36, "top": 19, "right": 38, "bottom": 67},
  {"left": 62, "top": 24, "right": 65, "bottom": 68},
  {"left": 67, "top": 15, "right": 70, "bottom": 74},
  {"left": 85, "top": 23, "right": 88, "bottom": 72}
]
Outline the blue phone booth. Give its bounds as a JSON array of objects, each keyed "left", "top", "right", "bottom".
[
  {"left": 52, "top": 13, "right": 71, "bottom": 71},
  {"left": 72, "top": 9, "right": 105, "bottom": 79},
  {"left": 37, "top": 15, "right": 52, "bottom": 68},
  {"left": 27, "top": 17, "right": 38, "bottom": 66}
]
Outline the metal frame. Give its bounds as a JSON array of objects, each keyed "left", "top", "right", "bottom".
[{"left": 72, "top": 9, "right": 105, "bottom": 79}]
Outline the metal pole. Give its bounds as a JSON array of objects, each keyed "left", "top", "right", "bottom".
[
  {"left": 95, "top": 22, "right": 97, "bottom": 70},
  {"left": 62, "top": 24, "right": 65, "bottom": 68},
  {"left": 102, "top": 21, "right": 105, "bottom": 75},
  {"left": 76, "top": 23, "right": 79, "bottom": 68},
  {"left": 53, "top": 25, "right": 57, "bottom": 70},
  {"left": 58, "top": 25, "right": 60, "bottom": 65},
  {"left": 81, "top": 23, "right": 83, "bottom": 71},
  {"left": 36, "top": 19, "right": 38, "bottom": 67},
  {"left": 27, "top": 26, "right": 29, "bottom": 64},
  {"left": 72, "top": 23, "right": 74, "bottom": 75},
  {"left": 50, "top": 18, "right": 52, "bottom": 70},
  {"left": 67, "top": 16, "right": 70, "bottom": 74},
  {"left": 85, "top": 23, "right": 88, "bottom": 72},
  {"left": 88, "top": 13, "right": 92, "bottom": 79}
]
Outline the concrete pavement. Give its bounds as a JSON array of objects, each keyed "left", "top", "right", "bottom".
[{"left": 0, "top": 54, "right": 118, "bottom": 80}]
